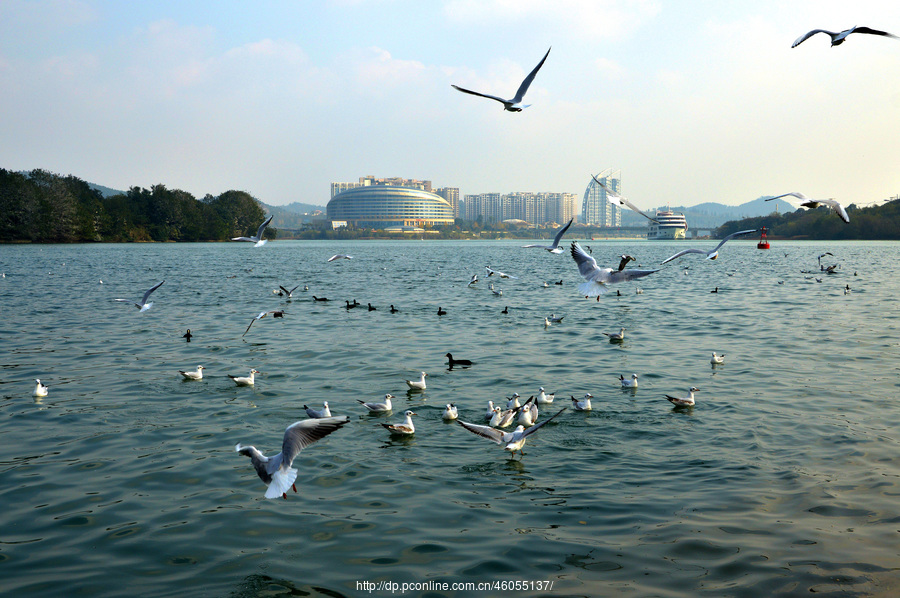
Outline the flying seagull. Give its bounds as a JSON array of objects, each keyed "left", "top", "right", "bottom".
[
  {"left": 792, "top": 25, "right": 898, "bottom": 48},
  {"left": 114, "top": 280, "right": 165, "bottom": 312},
  {"left": 485, "top": 266, "right": 518, "bottom": 279},
  {"left": 591, "top": 175, "right": 658, "bottom": 223},
  {"left": 327, "top": 254, "right": 353, "bottom": 262},
  {"left": 660, "top": 229, "right": 758, "bottom": 265},
  {"left": 279, "top": 284, "right": 301, "bottom": 298},
  {"left": 452, "top": 47, "right": 551, "bottom": 112},
  {"left": 243, "top": 310, "right": 285, "bottom": 337},
  {"left": 235, "top": 416, "right": 350, "bottom": 499},
  {"left": 521, "top": 218, "right": 574, "bottom": 253},
  {"left": 570, "top": 242, "right": 659, "bottom": 297},
  {"left": 766, "top": 192, "right": 849, "bottom": 223},
  {"left": 457, "top": 407, "right": 566, "bottom": 458},
  {"left": 231, "top": 214, "right": 274, "bottom": 247}
]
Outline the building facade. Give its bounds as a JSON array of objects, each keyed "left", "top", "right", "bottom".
[
  {"left": 462, "top": 191, "right": 575, "bottom": 226},
  {"left": 581, "top": 169, "right": 623, "bottom": 227},
  {"left": 434, "top": 187, "right": 460, "bottom": 219},
  {"left": 326, "top": 186, "right": 454, "bottom": 228},
  {"left": 330, "top": 175, "right": 433, "bottom": 199}
]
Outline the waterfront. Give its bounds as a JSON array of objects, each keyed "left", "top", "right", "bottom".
[{"left": 1, "top": 240, "right": 899, "bottom": 597}]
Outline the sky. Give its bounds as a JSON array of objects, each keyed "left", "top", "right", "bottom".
[{"left": 2, "top": 0, "right": 899, "bottom": 211}]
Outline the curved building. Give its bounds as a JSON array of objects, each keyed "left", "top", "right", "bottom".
[
  {"left": 582, "top": 168, "right": 622, "bottom": 227},
  {"left": 327, "top": 186, "right": 455, "bottom": 228}
]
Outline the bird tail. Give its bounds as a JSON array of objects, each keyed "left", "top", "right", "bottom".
[
  {"left": 578, "top": 281, "right": 609, "bottom": 297},
  {"left": 265, "top": 467, "right": 298, "bottom": 499}
]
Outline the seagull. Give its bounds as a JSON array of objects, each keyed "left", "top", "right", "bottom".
[
  {"left": 496, "top": 408, "right": 517, "bottom": 428},
  {"left": 488, "top": 406, "right": 503, "bottom": 427},
  {"left": 617, "top": 255, "right": 636, "bottom": 271},
  {"left": 279, "top": 284, "right": 301, "bottom": 298},
  {"left": 442, "top": 404, "right": 459, "bottom": 421},
  {"left": 571, "top": 393, "right": 593, "bottom": 411},
  {"left": 405, "top": 372, "right": 427, "bottom": 391},
  {"left": 235, "top": 416, "right": 350, "bottom": 499},
  {"left": 604, "top": 327, "right": 626, "bottom": 342},
  {"left": 485, "top": 266, "right": 517, "bottom": 279},
  {"left": 243, "top": 310, "right": 285, "bottom": 337},
  {"left": 571, "top": 242, "right": 659, "bottom": 297},
  {"left": 231, "top": 214, "right": 274, "bottom": 247},
  {"left": 467, "top": 274, "right": 478, "bottom": 286},
  {"left": 33, "top": 379, "right": 49, "bottom": 397},
  {"left": 792, "top": 25, "right": 898, "bottom": 48},
  {"left": 229, "top": 369, "right": 259, "bottom": 386},
  {"left": 710, "top": 352, "right": 725, "bottom": 365},
  {"left": 517, "top": 397, "right": 539, "bottom": 427},
  {"left": 484, "top": 401, "right": 497, "bottom": 420},
  {"left": 543, "top": 317, "right": 552, "bottom": 328},
  {"left": 665, "top": 387, "right": 699, "bottom": 407},
  {"left": 446, "top": 353, "right": 473, "bottom": 368},
  {"left": 548, "top": 314, "right": 564, "bottom": 323},
  {"left": 521, "top": 218, "right": 574, "bottom": 253},
  {"left": 660, "top": 229, "right": 758, "bottom": 264},
  {"left": 489, "top": 283, "right": 503, "bottom": 296},
  {"left": 452, "top": 47, "right": 551, "bottom": 112},
  {"left": 382, "top": 410, "right": 417, "bottom": 435},
  {"left": 358, "top": 394, "right": 393, "bottom": 412},
  {"left": 591, "top": 175, "right": 658, "bottom": 223},
  {"left": 620, "top": 374, "right": 638, "bottom": 388},
  {"left": 536, "top": 387, "right": 555, "bottom": 404},
  {"left": 114, "top": 280, "right": 165, "bottom": 312},
  {"left": 635, "top": 288, "right": 644, "bottom": 294},
  {"left": 766, "top": 192, "right": 849, "bottom": 223},
  {"left": 304, "top": 402, "right": 331, "bottom": 419},
  {"left": 327, "top": 254, "right": 353, "bottom": 262},
  {"left": 179, "top": 365, "right": 205, "bottom": 380},
  {"left": 456, "top": 407, "right": 565, "bottom": 458},
  {"left": 506, "top": 393, "right": 521, "bottom": 409}
]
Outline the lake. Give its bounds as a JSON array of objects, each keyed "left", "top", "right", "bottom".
[{"left": 1, "top": 239, "right": 898, "bottom": 597}]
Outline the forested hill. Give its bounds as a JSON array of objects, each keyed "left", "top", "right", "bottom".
[{"left": 0, "top": 169, "right": 273, "bottom": 243}]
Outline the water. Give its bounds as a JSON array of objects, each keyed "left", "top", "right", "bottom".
[{"left": 1, "top": 240, "right": 899, "bottom": 597}]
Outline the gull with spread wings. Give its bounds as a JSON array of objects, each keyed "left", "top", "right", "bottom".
[
  {"left": 591, "top": 175, "right": 658, "bottom": 223},
  {"left": 792, "top": 25, "right": 897, "bottom": 48},
  {"left": 766, "top": 192, "right": 849, "bottom": 223},
  {"left": 231, "top": 214, "right": 274, "bottom": 247},
  {"left": 570, "top": 242, "right": 658, "bottom": 297},
  {"left": 522, "top": 218, "right": 573, "bottom": 253},
  {"left": 452, "top": 47, "right": 551, "bottom": 112},
  {"left": 660, "top": 229, "right": 757, "bottom": 265}
]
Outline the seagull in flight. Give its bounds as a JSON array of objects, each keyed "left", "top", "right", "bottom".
[
  {"left": 792, "top": 25, "right": 898, "bottom": 48},
  {"left": 279, "top": 284, "right": 301, "bottom": 298},
  {"left": 521, "top": 218, "right": 573, "bottom": 253},
  {"left": 327, "top": 254, "right": 353, "bottom": 262},
  {"left": 570, "top": 242, "right": 659, "bottom": 297},
  {"left": 660, "top": 229, "right": 757, "bottom": 265},
  {"left": 766, "top": 192, "right": 849, "bottom": 223},
  {"left": 591, "top": 175, "right": 658, "bottom": 223},
  {"left": 452, "top": 47, "right": 551, "bottom": 112},
  {"left": 235, "top": 416, "right": 350, "bottom": 499},
  {"left": 617, "top": 255, "right": 636, "bottom": 271},
  {"left": 231, "top": 214, "right": 274, "bottom": 247},
  {"left": 243, "top": 310, "right": 285, "bottom": 337},
  {"left": 114, "top": 280, "right": 165, "bottom": 312},
  {"left": 485, "top": 266, "right": 518, "bottom": 279},
  {"left": 456, "top": 407, "right": 565, "bottom": 458}
]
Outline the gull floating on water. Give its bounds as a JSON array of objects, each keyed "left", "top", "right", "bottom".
[
  {"left": 571, "top": 242, "right": 658, "bottom": 297},
  {"left": 665, "top": 387, "right": 699, "bottom": 407},
  {"left": 235, "top": 416, "right": 350, "bottom": 499},
  {"left": 548, "top": 314, "right": 564, "bottom": 323},
  {"left": 179, "top": 365, "right": 205, "bottom": 380},
  {"left": 792, "top": 25, "right": 898, "bottom": 48},
  {"left": 452, "top": 47, "right": 551, "bottom": 112},
  {"left": 442, "top": 404, "right": 459, "bottom": 421},
  {"left": 457, "top": 407, "right": 565, "bottom": 458},
  {"left": 114, "top": 280, "right": 165, "bottom": 312},
  {"left": 33, "top": 379, "right": 49, "bottom": 397},
  {"left": 571, "top": 393, "right": 593, "bottom": 411},
  {"left": 485, "top": 266, "right": 517, "bottom": 279},
  {"left": 383, "top": 410, "right": 417, "bottom": 435},
  {"left": 405, "top": 371, "right": 427, "bottom": 391},
  {"left": 536, "top": 387, "right": 555, "bottom": 404},
  {"left": 620, "top": 373, "right": 638, "bottom": 388},
  {"left": 604, "top": 327, "right": 626, "bottom": 342},
  {"left": 484, "top": 401, "right": 497, "bottom": 421},
  {"left": 660, "top": 229, "right": 758, "bottom": 264},
  {"left": 231, "top": 214, "right": 273, "bottom": 247},
  {"left": 506, "top": 393, "right": 521, "bottom": 409},
  {"left": 229, "top": 369, "right": 259, "bottom": 386},
  {"left": 243, "top": 310, "right": 285, "bottom": 337},
  {"left": 304, "top": 402, "right": 332, "bottom": 419},
  {"left": 710, "top": 352, "right": 725, "bottom": 365},
  {"left": 489, "top": 283, "right": 502, "bottom": 296},
  {"left": 543, "top": 317, "right": 552, "bottom": 328},
  {"left": 766, "top": 192, "right": 849, "bottom": 223},
  {"left": 358, "top": 394, "right": 393, "bottom": 412},
  {"left": 327, "top": 254, "right": 353, "bottom": 262},
  {"left": 517, "top": 397, "right": 539, "bottom": 427},
  {"left": 487, "top": 406, "right": 503, "bottom": 426},
  {"left": 521, "top": 218, "right": 573, "bottom": 253},
  {"left": 591, "top": 175, "right": 658, "bottom": 223}
]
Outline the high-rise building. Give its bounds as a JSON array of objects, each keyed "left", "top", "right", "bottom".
[
  {"left": 582, "top": 169, "right": 622, "bottom": 227},
  {"left": 331, "top": 176, "right": 434, "bottom": 199},
  {"left": 462, "top": 191, "right": 576, "bottom": 225},
  {"left": 434, "top": 187, "right": 460, "bottom": 219}
]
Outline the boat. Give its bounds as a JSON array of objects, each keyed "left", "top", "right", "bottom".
[
  {"left": 757, "top": 227, "right": 770, "bottom": 250},
  {"left": 646, "top": 209, "right": 688, "bottom": 240}
]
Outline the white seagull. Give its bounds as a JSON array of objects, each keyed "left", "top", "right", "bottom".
[
  {"left": 452, "top": 47, "right": 551, "bottom": 112},
  {"left": 571, "top": 393, "right": 593, "bottom": 411},
  {"left": 548, "top": 314, "right": 564, "bottom": 323},
  {"left": 457, "top": 407, "right": 566, "bottom": 458},
  {"left": 619, "top": 374, "right": 638, "bottom": 388},
  {"left": 543, "top": 317, "right": 552, "bottom": 328},
  {"left": 383, "top": 410, "right": 417, "bottom": 435},
  {"left": 405, "top": 372, "right": 427, "bottom": 391},
  {"left": 521, "top": 218, "right": 574, "bottom": 253},
  {"left": 243, "top": 310, "right": 285, "bottom": 337},
  {"left": 517, "top": 397, "right": 539, "bottom": 427},
  {"left": 327, "top": 254, "right": 353, "bottom": 262},
  {"left": 231, "top": 214, "right": 274, "bottom": 247},
  {"left": 179, "top": 365, "right": 205, "bottom": 380},
  {"left": 536, "top": 387, "right": 555, "bottom": 404},
  {"left": 792, "top": 25, "right": 898, "bottom": 48},
  {"left": 591, "top": 175, "right": 658, "bottom": 223},
  {"left": 114, "top": 280, "right": 165, "bottom": 312},
  {"left": 358, "top": 394, "right": 394, "bottom": 412},
  {"left": 442, "top": 404, "right": 459, "bottom": 421},
  {"left": 484, "top": 400, "right": 496, "bottom": 421},
  {"left": 229, "top": 369, "right": 259, "bottom": 386},
  {"left": 604, "top": 327, "right": 626, "bottom": 342},
  {"left": 710, "top": 352, "right": 725, "bottom": 365},
  {"left": 660, "top": 229, "right": 758, "bottom": 265},
  {"left": 467, "top": 274, "right": 478, "bottom": 286},
  {"left": 766, "top": 192, "right": 849, "bottom": 224},
  {"left": 235, "top": 416, "right": 350, "bottom": 499},
  {"left": 488, "top": 406, "right": 504, "bottom": 427},
  {"left": 279, "top": 284, "right": 301, "bottom": 298},
  {"left": 33, "top": 379, "right": 49, "bottom": 397},
  {"left": 496, "top": 408, "right": 517, "bottom": 428},
  {"left": 485, "top": 266, "right": 518, "bottom": 279},
  {"left": 665, "top": 387, "right": 699, "bottom": 407},
  {"left": 304, "top": 402, "right": 332, "bottom": 419},
  {"left": 489, "top": 283, "right": 503, "bottom": 296},
  {"left": 506, "top": 393, "right": 521, "bottom": 409},
  {"left": 571, "top": 242, "right": 658, "bottom": 297}
]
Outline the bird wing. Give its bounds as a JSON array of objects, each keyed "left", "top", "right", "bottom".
[
  {"left": 617, "top": 255, "right": 635, "bottom": 271},
  {"left": 570, "top": 242, "right": 602, "bottom": 280},
  {"left": 140, "top": 280, "right": 165, "bottom": 305},
  {"left": 550, "top": 218, "right": 574, "bottom": 248},
  {"left": 235, "top": 444, "right": 271, "bottom": 480},
  {"left": 281, "top": 416, "right": 350, "bottom": 465},
  {"left": 243, "top": 316, "right": 259, "bottom": 337},
  {"left": 451, "top": 85, "right": 509, "bottom": 106},
  {"left": 661, "top": 248, "right": 709, "bottom": 264},
  {"left": 818, "top": 199, "right": 850, "bottom": 223},
  {"left": 711, "top": 229, "right": 758, "bottom": 253},
  {"left": 512, "top": 46, "right": 551, "bottom": 103},
  {"left": 591, "top": 175, "right": 658, "bottom": 222},
  {"left": 520, "top": 407, "right": 566, "bottom": 438},
  {"left": 766, "top": 191, "right": 810, "bottom": 203},
  {"left": 114, "top": 299, "right": 142, "bottom": 308},
  {"left": 255, "top": 214, "right": 274, "bottom": 240},
  {"left": 457, "top": 420, "right": 508, "bottom": 445},
  {"left": 605, "top": 268, "right": 659, "bottom": 283},
  {"left": 792, "top": 29, "right": 831, "bottom": 47},
  {"left": 851, "top": 26, "right": 899, "bottom": 39}
]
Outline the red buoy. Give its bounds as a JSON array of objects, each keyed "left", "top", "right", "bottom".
[{"left": 757, "top": 227, "right": 770, "bottom": 250}]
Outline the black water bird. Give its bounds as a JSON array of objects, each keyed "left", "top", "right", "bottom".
[
  {"left": 437, "top": 307, "right": 447, "bottom": 316},
  {"left": 312, "top": 296, "right": 330, "bottom": 302},
  {"left": 367, "top": 303, "right": 376, "bottom": 311},
  {"left": 182, "top": 329, "right": 192, "bottom": 342},
  {"left": 390, "top": 305, "right": 399, "bottom": 313},
  {"left": 446, "top": 353, "right": 473, "bottom": 368}
]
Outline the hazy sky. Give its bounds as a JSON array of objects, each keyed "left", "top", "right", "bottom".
[{"left": 2, "top": 0, "right": 899, "bottom": 210}]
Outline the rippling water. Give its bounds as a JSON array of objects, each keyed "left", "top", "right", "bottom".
[{"left": 2, "top": 239, "right": 899, "bottom": 597}]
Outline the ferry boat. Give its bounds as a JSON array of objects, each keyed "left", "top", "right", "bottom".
[{"left": 647, "top": 209, "right": 688, "bottom": 240}]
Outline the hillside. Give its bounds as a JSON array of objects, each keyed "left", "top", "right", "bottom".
[{"left": 620, "top": 196, "right": 796, "bottom": 229}]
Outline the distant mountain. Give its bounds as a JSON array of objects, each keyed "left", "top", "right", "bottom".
[
  {"left": 276, "top": 201, "right": 326, "bottom": 215},
  {"left": 258, "top": 201, "right": 327, "bottom": 229},
  {"left": 619, "top": 196, "right": 796, "bottom": 229},
  {"left": 89, "top": 182, "right": 126, "bottom": 198}
]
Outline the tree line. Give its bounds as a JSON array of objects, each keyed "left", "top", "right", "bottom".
[{"left": 0, "top": 169, "right": 273, "bottom": 243}]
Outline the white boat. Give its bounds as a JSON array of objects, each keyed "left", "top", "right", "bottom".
[{"left": 647, "top": 209, "right": 687, "bottom": 240}]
